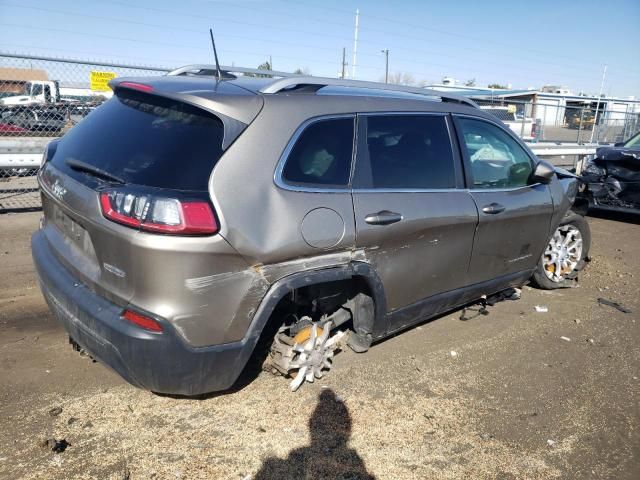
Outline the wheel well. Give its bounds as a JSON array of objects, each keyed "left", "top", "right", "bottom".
[
  {"left": 266, "top": 276, "right": 374, "bottom": 332},
  {"left": 570, "top": 197, "right": 589, "bottom": 217},
  {"left": 247, "top": 275, "right": 376, "bottom": 368}
]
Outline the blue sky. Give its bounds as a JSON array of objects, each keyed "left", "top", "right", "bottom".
[{"left": 0, "top": 0, "right": 638, "bottom": 97}]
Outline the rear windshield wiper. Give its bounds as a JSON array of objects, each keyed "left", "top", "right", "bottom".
[{"left": 65, "top": 159, "right": 125, "bottom": 185}]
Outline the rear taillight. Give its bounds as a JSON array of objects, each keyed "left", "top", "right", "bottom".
[
  {"left": 122, "top": 309, "right": 163, "bottom": 332},
  {"left": 99, "top": 188, "right": 218, "bottom": 235}
]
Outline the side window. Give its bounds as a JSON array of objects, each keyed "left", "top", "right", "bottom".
[
  {"left": 363, "top": 115, "right": 456, "bottom": 189},
  {"left": 281, "top": 117, "right": 354, "bottom": 188},
  {"left": 457, "top": 117, "right": 534, "bottom": 189}
]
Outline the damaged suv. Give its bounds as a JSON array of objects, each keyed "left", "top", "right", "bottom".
[
  {"left": 32, "top": 66, "right": 582, "bottom": 395},
  {"left": 580, "top": 131, "right": 640, "bottom": 213}
]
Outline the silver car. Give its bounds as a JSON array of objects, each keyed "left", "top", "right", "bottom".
[{"left": 32, "top": 66, "right": 581, "bottom": 395}]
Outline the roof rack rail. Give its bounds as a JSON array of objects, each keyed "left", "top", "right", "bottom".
[
  {"left": 259, "top": 76, "right": 478, "bottom": 108},
  {"left": 166, "top": 65, "right": 477, "bottom": 108},
  {"left": 167, "top": 64, "right": 301, "bottom": 79}
]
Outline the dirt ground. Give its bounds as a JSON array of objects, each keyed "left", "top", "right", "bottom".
[{"left": 0, "top": 212, "right": 638, "bottom": 480}]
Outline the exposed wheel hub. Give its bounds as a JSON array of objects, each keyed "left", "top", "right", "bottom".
[
  {"left": 266, "top": 319, "right": 348, "bottom": 391},
  {"left": 544, "top": 224, "right": 583, "bottom": 282}
]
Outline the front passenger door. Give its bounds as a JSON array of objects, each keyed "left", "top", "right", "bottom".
[{"left": 454, "top": 116, "right": 553, "bottom": 285}]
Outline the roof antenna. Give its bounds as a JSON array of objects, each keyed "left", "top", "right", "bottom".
[{"left": 209, "top": 28, "right": 222, "bottom": 80}]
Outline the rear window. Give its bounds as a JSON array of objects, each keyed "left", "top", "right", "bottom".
[{"left": 51, "top": 91, "right": 224, "bottom": 191}]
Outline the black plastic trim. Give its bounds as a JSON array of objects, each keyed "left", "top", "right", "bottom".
[{"left": 384, "top": 269, "right": 533, "bottom": 337}]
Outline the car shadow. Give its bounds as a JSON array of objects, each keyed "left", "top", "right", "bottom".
[{"left": 254, "top": 388, "right": 375, "bottom": 480}]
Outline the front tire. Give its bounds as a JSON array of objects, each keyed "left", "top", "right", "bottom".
[{"left": 532, "top": 213, "right": 591, "bottom": 289}]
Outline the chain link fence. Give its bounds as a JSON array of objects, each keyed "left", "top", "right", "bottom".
[
  {"left": 0, "top": 53, "right": 169, "bottom": 212},
  {"left": 1, "top": 52, "right": 640, "bottom": 213},
  {"left": 475, "top": 98, "right": 640, "bottom": 144}
]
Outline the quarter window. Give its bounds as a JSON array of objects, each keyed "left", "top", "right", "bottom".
[
  {"left": 457, "top": 117, "right": 534, "bottom": 189},
  {"left": 362, "top": 115, "right": 456, "bottom": 189},
  {"left": 281, "top": 118, "right": 354, "bottom": 188}
]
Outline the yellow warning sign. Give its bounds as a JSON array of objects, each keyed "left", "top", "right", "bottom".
[{"left": 90, "top": 71, "right": 117, "bottom": 91}]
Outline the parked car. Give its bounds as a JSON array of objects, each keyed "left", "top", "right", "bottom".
[
  {"left": 578, "top": 131, "right": 640, "bottom": 213},
  {"left": 0, "top": 121, "right": 28, "bottom": 133},
  {"left": 32, "top": 68, "right": 586, "bottom": 395},
  {"left": 479, "top": 105, "right": 536, "bottom": 141},
  {"left": 7, "top": 107, "right": 66, "bottom": 134}
]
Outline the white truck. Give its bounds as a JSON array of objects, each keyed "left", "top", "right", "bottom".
[
  {"left": 480, "top": 105, "right": 536, "bottom": 141},
  {"left": 0, "top": 80, "right": 112, "bottom": 106}
]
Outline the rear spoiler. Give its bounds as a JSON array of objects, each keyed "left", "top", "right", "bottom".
[{"left": 108, "top": 79, "right": 248, "bottom": 150}]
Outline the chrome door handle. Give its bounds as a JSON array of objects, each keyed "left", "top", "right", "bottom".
[
  {"left": 365, "top": 210, "right": 403, "bottom": 225},
  {"left": 482, "top": 203, "right": 506, "bottom": 214}
]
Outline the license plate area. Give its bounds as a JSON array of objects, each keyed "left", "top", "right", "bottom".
[{"left": 51, "top": 203, "right": 91, "bottom": 252}]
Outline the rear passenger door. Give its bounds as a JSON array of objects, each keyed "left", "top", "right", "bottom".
[
  {"left": 453, "top": 115, "right": 553, "bottom": 285},
  {"left": 352, "top": 113, "right": 478, "bottom": 329}
]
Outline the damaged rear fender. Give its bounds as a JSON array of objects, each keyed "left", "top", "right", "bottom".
[{"left": 245, "top": 261, "right": 388, "bottom": 350}]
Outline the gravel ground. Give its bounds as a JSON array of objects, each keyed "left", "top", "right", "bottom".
[{"left": 0, "top": 212, "right": 638, "bottom": 479}]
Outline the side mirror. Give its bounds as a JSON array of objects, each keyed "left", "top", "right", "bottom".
[
  {"left": 614, "top": 142, "right": 625, "bottom": 147},
  {"left": 530, "top": 160, "right": 555, "bottom": 185}
]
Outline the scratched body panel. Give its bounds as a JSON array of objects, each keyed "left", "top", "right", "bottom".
[
  {"left": 352, "top": 191, "right": 478, "bottom": 311},
  {"left": 466, "top": 184, "right": 553, "bottom": 285}
]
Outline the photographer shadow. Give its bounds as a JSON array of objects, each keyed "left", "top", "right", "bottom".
[{"left": 254, "top": 388, "right": 375, "bottom": 480}]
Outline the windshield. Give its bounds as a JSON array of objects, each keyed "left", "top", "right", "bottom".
[
  {"left": 624, "top": 131, "right": 640, "bottom": 148},
  {"left": 27, "top": 83, "right": 43, "bottom": 97},
  {"left": 50, "top": 90, "right": 225, "bottom": 191}
]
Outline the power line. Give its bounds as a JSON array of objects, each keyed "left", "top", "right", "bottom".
[
  {"left": 0, "top": 3, "right": 635, "bottom": 92},
  {"left": 6, "top": 0, "right": 630, "bottom": 83},
  {"left": 0, "top": 1, "right": 347, "bottom": 53},
  {"left": 0, "top": 24, "right": 379, "bottom": 71},
  {"left": 0, "top": 1, "right": 416, "bottom": 65},
  {"left": 13, "top": 0, "right": 610, "bottom": 77},
  {"left": 100, "top": 0, "right": 351, "bottom": 43},
  {"left": 289, "top": 0, "right": 637, "bottom": 74},
  {"left": 0, "top": 3, "right": 495, "bottom": 80},
  {"left": 192, "top": 0, "right": 354, "bottom": 29},
  {"left": 0, "top": 3, "right": 612, "bottom": 86},
  {"left": 0, "top": 22, "right": 616, "bottom": 90}
]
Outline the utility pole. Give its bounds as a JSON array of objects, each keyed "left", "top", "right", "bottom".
[
  {"left": 341, "top": 47, "right": 347, "bottom": 79},
  {"left": 352, "top": 8, "right": 359, "bottom": 79},
  {"left": 590, "top": 64, "right": 607, "bottom": 144},
  {"left": 269, "top": 55, "right": 273, "bottom": 71},
  {"left": 381, "top": 49, "right": 389, "bottom": 83}
]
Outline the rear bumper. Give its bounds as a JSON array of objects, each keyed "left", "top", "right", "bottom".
[{"left": 32, "top": 230, "right": 254, "bottom": 396}]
